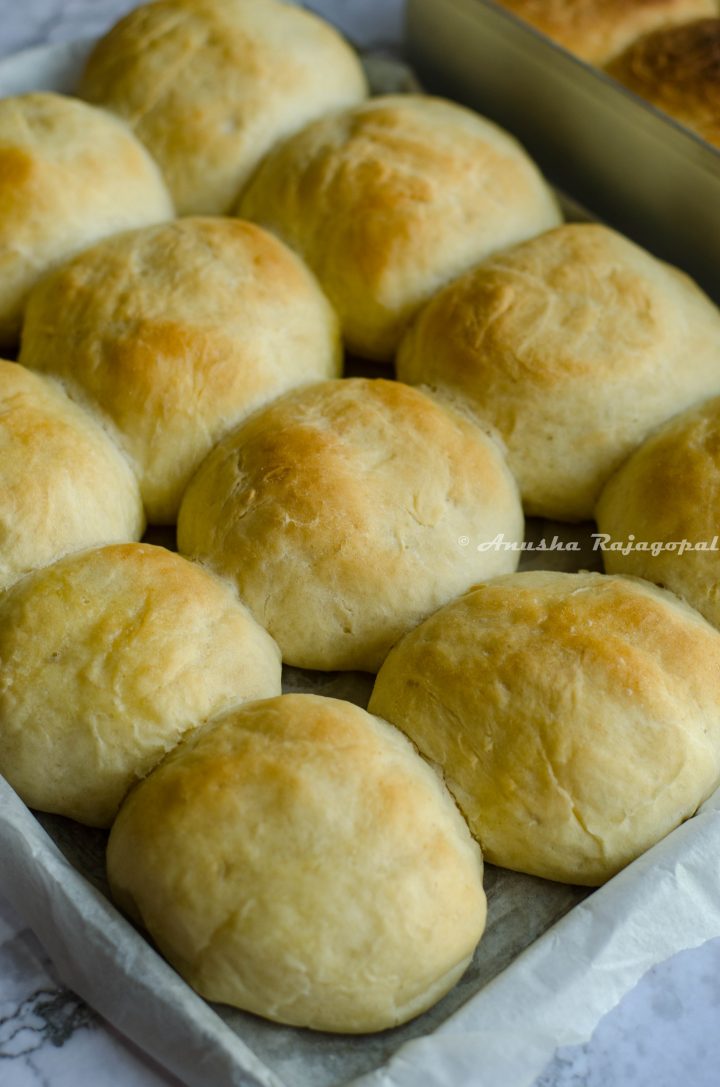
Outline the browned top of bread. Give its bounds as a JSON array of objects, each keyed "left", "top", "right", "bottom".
[
  {"left": 608, "top": 18, "right": 720, "bottom": 147},
  {"left": 498, "top": 0, "right": 716, "bottom": 64}
]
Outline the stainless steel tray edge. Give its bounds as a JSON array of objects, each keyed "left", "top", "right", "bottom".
[{"left": 407, "top": 0, "right": 720, "bottom": 303}]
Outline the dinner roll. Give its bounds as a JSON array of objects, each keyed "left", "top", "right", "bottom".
[
  {"left": 20, "top": 218, "right": 341, "bottom": 524},
  {"left": 79, "top": 0, "right": 367, "bottom": 215},
  {"left": 608, "top": 19, "right": 720, "bottom": 148},
  {"left": 178, "top": 378, "right": 524, "bottom": 672},
  {"left": 238, "top": 94, "right": 560, "bottom": 360},
  {"left": 596, "top": 396, "right": 720, "bottom": 628},
  {"left": 0, "top": 92, "right": 172, "bottom": 351},
  {"left": 397, "top": 223, "right": 720, "bottom": 521},
  {"left": 0, "top": 360, "right": 144, "bottom": 592},
  {"left": 108, "top": 693, "right": 486, "bottom": 1032},
  {"left": 496, "top": 0, "right": 716, "bottom": 65},
  {"left": 369, "top": 571, "right": 720, "bottom": 885},
  {"left": 0, "top": 543, "right": 281, "bottom": 826}
]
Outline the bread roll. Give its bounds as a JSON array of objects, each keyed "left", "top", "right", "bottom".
[
  {"left": 496, "top": 0, "right": 716, "bottom": 65},
  {"left": 238, "top": 95, "right": 561, "bottom": 360},
  {"left": 108, "top": 693, "right": 486, "bottom": 1032},
  {"left": 608, "top": 19, "right": 720, "bottom": 148},
  {"left": 178, "top": 378, "right": 524, "bottom": 672},
  {"left": 20, "top": 218, "right": 341, "bottom": 524},
  {"left": 397, "top": 223, "right": 720, "bottom": 521},
  {"left": 0, "top": 92, "right": 172, "bottom": 351},
  {"left": 0, "top": 360, "right": 144, "bottom": 592},
  {"left": 0, "top": 543, "right": 281, "bottom": 826},
  {"left": 79, "top": 0, "right": 367, "bottom": 215},
  {"left": 596, "top": 396, "right": 720, "bottom": 627},
  {"left": 369, "top": 570, "right": 720, "bottom": 885}
]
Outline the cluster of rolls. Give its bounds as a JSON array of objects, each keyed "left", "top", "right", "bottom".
[
  {"left": 2, "top": 0, "right": 720, "bottom": 1038},
  {"left": 497, "top": 0, "right": 720, "bottom": 148}
]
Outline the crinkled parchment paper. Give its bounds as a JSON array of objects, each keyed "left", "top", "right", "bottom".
[{"left": 1, "top": 38, "right": 719, "bottom": 1087}]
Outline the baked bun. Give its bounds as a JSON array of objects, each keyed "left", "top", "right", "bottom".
[
  {"left": 107, "top": 693, "right": 486, "bottom": 1032},
  {"left": 178, "top": 378, "right": 523, "bottom": 672},
  {"left": 20, "top": 218, "right": 341, "bottom": 524},
  {"left": 397, "top": 223, "right": 720, "bottom": 521},
  {"left": 369, "top": 570, "right": 720, "bottom": 886},
  {"left": 0, "top": 360, "right": 144, "bottom": 592},
  {"left": 608, "top": 19, "right": 720, "bottom": 148},
  {"left": 0, "top": 92, "right": 172, "bottom": 351},
  {"left": 79, "top": 0, "right": 367, "bottom": 215},
  {"left": 237, "top": 95, "right": 561, "bottom": 361},
  {"left": 0, "top": 543, "right": 281, "bottom": 826},
  {"left": 596, "top": 396, "right": 720, "bottom": 627},
  {"left": 497, "top": 0, "right": 716, "bottom": 65}
]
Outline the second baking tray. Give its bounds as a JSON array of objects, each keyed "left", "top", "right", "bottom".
[{"left": 407, "top": 0, "right": 720, "bottom": 305}]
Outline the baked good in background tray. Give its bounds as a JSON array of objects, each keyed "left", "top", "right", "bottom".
[
  {"left": 597, "top": 395, "right": 720, "bottom": 627},
  {"left": 496, "top": 1, "right": 720, "bottom": 149},
  {"left": 19, "top": 217, "right": 341, "bottom": 523},
  {"left": 177, "top": 377, "right": 523, "bottom": 672},
  {"left": 0, "top": 91, "right": 172, "bottom": 351},
  {"left": 607, "top": 18, "right": 720, "bottom": 149},
  {"left": 495, "top": 0, "right": 717, "bottom": 65},
  {"left": 369, "top": 571, "right": 720, "bottom": 885},
  {"left": 78, "top": 0, "right": 368, "bottom": 214},
  {"left": 2, "top": 0, "right": 720, "bottom": 1044},
  {"left": 237, "top": 94, "right": 561, "bottom": 360},
  {"left": 107, "top": 693, "right": 487, "bottom": 1033},
  {"left": 0, "top": 543, "right": 281, "bottom": 826},
  {"left": 396, "top": 222, "right": 720, "bottom": 521}
]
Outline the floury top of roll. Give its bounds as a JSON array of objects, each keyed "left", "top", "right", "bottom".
[
  {"left": 238, "top": 94, "right": 561, "bottom": 360},
  {"left": 19, "top": 217, "right": 342, "bottom": 523},
  {"left": 79, "top": 0, "right": 369, "bottom": 215},
  {"left": 397, "top": 223, "right": 720, "bottom": 521},
  {"left": 0, "top": 92, "right": 172, "bottom": 351},
  {"left": 178, "top": 378, "right": 524, "bottom": 672}
]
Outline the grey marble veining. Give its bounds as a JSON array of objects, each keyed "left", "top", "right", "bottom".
[{"left": 1, "top": 2, "right": 720, "bottom": 1086}]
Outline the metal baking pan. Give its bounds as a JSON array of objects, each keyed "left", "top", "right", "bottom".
[{"left": 406, "top": 0, "right": 720, "bottom": 304}]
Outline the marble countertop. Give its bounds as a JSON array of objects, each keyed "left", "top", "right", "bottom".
[{"left": 1, "top": 2, "right": 720, "bottom": 1085}]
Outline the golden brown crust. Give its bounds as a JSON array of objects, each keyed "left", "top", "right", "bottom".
[
  {"left": 177, "top": 378, "right": 523, "bottom": 672},
  {"left": 596, "top": 396, "right": 720, "bottom": 626},
  {"left": 238, "top": 94, "right": 560, "bottom": 360},
  {"left": 369, "top": 570, "right": 720, "bottom": 885},
  {"left": 396, "top": 223, "right": 720, "bottom": 521},
  {"left": 0, "top": 543, "right": 281, "bottom": 826},
  {"left": 0, "top": 360, "right": 145, "bottom": 591},
  {"left": 608, "top": 19, "right": 720, "bottom": 147},
  {"left": 498, "top": 0, "right": 716, "bottom": 64},
  {"left": 20, "top": 217, "right": 342, "bottom": 524},
  {"left": 108, "top": 693, "right": 486, "bottom": 1032},
  {"left": 0, "top": 92, "right": 173, "bottom": 351},
  {"left": 79, "top": 0, "right": 368, "bottom": 215}
]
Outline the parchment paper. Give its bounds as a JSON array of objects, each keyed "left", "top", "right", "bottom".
[{"left": 1, "top": 35, "right": 719, "bottom": 1087}]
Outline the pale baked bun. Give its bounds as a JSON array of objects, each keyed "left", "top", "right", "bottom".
[
  {"left": 20, "top": 218, "right": 341, "bottom": 524},
  {"left": 497, "top": 0, "right": 716, "bottom": 65},
  {"left": 79, "top": 0, "right": 367, "bottom": 215},
  {"left": 608, "top": 19, "right": 720, "bottom": 148},
  {"left": 596, "top": 396, "right": 720, "bottom": 627},
  {"left": 369, "top": 570, "right": 720, "bottom": 886},
  {"left": 107, "top": 693, "right": 486, "bottom": 1032},
  {"left": 0, "top": 92, "right": 173, "bottom": 351},
  {"left": 397, "top": 223, "right": 720, "bottom": 521},
  {"left": 237, "top": 94, "right": 561, "bottom": 360},
  {"left": 178, "top": 378, "right": 524, "bottom": 672},
  {"left": 0, "top": 360, "right": 144, "bottom": 592},
  {"left": 0, "top": 543, "right": 281, "bottom": 826}
]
